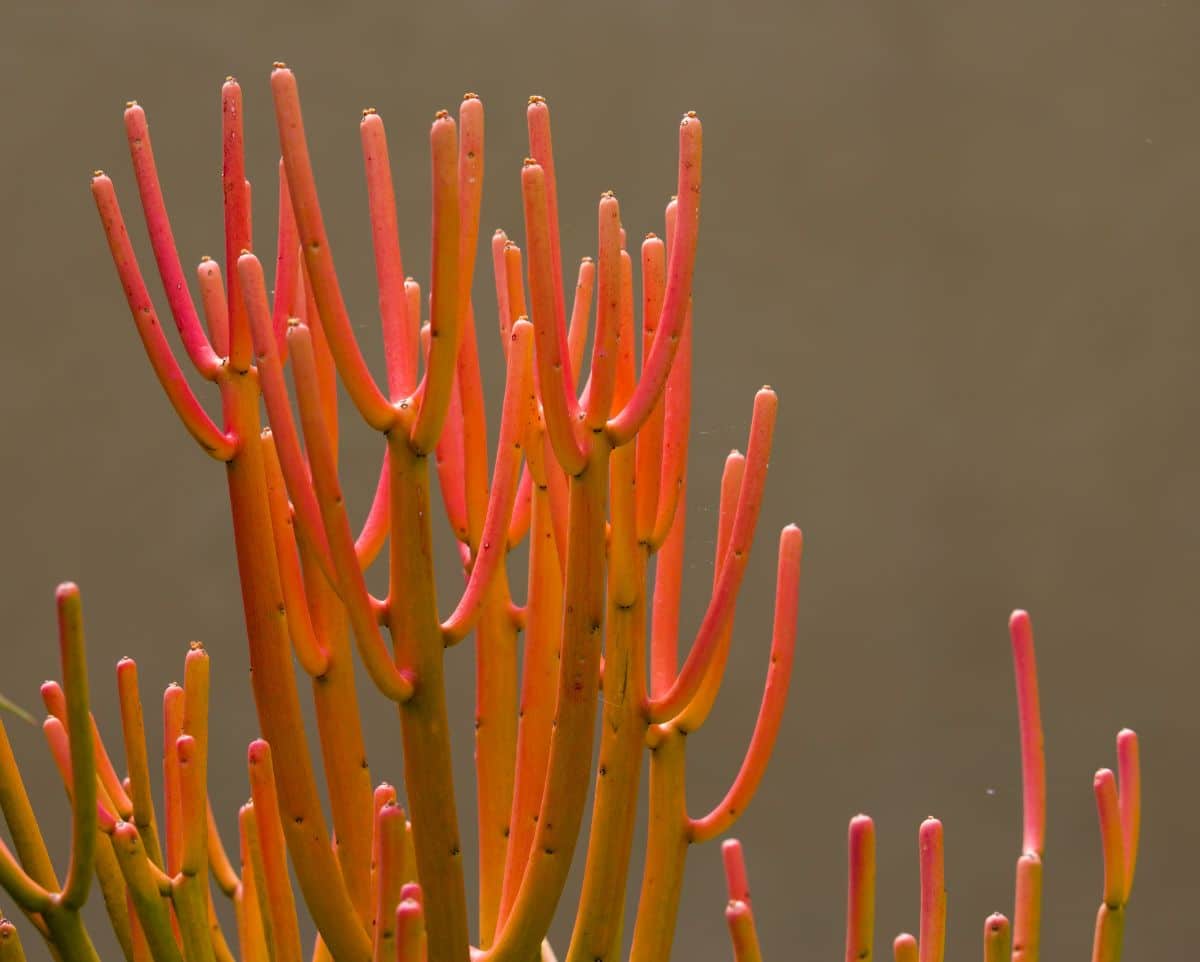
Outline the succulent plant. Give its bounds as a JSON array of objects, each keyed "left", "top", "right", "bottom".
[{"left": 0, "top": 64, "right": 1139, "bottom": 962}]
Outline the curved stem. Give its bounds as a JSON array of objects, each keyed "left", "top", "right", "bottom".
[
  {"left": 687, "top": 526, "right": 802, "bottom": 842},
  {"left": 56, "top": 585, "right": 96, "bottom": 914},
  {"left": 983, "top": 914, "right": 1010, "bottom": 962},
  {"left": 247, "top": 743, "right": 303, "bottom": 962},
  {"left": 1009, "top": 610, "right": 1045, "bottom": 858},
  {"left": 90, "top": 175, "right": 234, "bottom": 461},
  {"left": 627, "top": 727, "right": 688, "bottom": 962},
  {"left": 520, "top": 161, "right": 587, "bottom": 476},
  {"left": 288, "top": 322, "right": 414, "bottom": 703},
  {"left": 606, "top": 114, "right": 702, "bottom": 447},
  {"left": 497, "top": 472, "right": 562, "bottom": 932},
  {"left": 844, "top": 816, "right": 876, "bottom": 962},
  {"left": 221, "top": 79, "right": 254, "bottom": 374},
  {"left": 917, "top": 818, "right": 945, "bottom": 962},
  {"left": 409, "top": 112, "right": 462, "bottom": 455},
  {"left": 386, "top": 436, "right": 470, "bottom": 962},
  {"left": 646, "top": 388, "right": 777, "bottom": 722},
  {"left": 442, "top": 321, "right": 533, "bottom": 643},
  {"left": 270, "top": 65, "right": 395, "bottom": 432},
  {"left": 218, "top": 363, "right": 371, "bottom": 962},
  {"left": 360, "top": 110, "right": 417, "bottom": 399},
  {"left": 485, "top": 444, "right": 610, "bottom": 962},
  {"left": 563, "top": 436, "right": 644, "bottom": 962},
  {"left": 123, "top": 103, "right": 222, "bottom": 378}
]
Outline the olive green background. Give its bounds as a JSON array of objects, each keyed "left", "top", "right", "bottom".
[{"left": 2, "top": 1, "right": 1197, "bottom": 958}]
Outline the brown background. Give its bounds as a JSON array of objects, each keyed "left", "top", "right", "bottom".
[{"left": 2, "top": 1, "right": 1198, "bottom": 958}]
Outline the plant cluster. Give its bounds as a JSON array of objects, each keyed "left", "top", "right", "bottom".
[{"left": 0, "top": 66, "right": 1140, "bottom": 962}]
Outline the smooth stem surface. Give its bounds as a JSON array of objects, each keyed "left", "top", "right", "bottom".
[
  {"left": 486, "top": 445, "right": 610, "bottom": 962},
  {"left": 845, "top": 816, "right": 876, "bottom": 962},
  {"left": 219, "top": 369, "right": 371, "bottom": 962},
  {"left": 498, "top": 479, "right": 562, "bottom": 931},
  {"left": 627, "top": 728, "right": 688, "bottom": 962},
  {"left": 564, "top": 441, "right": 644, "bottom": 962},
  {"left": 386, "top": 438, "right": 470, "bottom": 962}
]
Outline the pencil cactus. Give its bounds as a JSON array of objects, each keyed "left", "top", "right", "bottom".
[{"left": 0, "top": 65, "right": 1141, "bottom": 962}]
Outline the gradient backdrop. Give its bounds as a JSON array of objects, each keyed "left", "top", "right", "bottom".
[{"left": 3, "top": 1, "right": 1198, "bottom": 959}]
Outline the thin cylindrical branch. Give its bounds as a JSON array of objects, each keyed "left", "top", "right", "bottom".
[
  {"left": 180, "top": 644, "right": 211, "bottom": 877},
  {"left": 42, "top": 716, "right": 118, "bottom": 835},
  {"left": 371, "top": 804, "right": 407, "bottom": 962},
  {"left": 627, "top": 728, "right": 689, "bottom": 962},
  {"left": 892, "top": 934, "right": 918, "bottom": 962},
  {"left": 370, "top": 784, "right": 398, "bottom": 910},
  {"left": 430, "top": 326, "right": 471, "bottom": 544},
  {"left": 221, "top": 79, "right": 254, "bottom": 373},
  {"left": 360, "top": 110, "right": 417, "bottom": 399},
  {"left": 525, "top": 98, "right": 567, "bottom": 354},
  {"left": 270, "top": 162, "right": 299, "bottom": 357},
  {"left": 441, "top": 321, "right": 534, "bottom": 643},
  {"left": 110, "top": 822, "right": 183, "bottom": 962},
  {"left": 221, "top": 277, "right": 371, "bottom": 962},
  {"left": 649, "top": 477, "right": 687, "bottom": 697},
  {"left": 725, "top": 899, "right": 763, "bottom": 962},
  {"left": 235, "top": 804, "right": 270, "bottom": 962},
  {"left": 238, "top": 252, "right": 338, "bottom": 586},
  {"left": 646, "top": 388, "right": 778, "bottom": 722},
  {"left": 0, "top": 709, "right": 61, "bottom": 901},
  {"left": 56, "top": 584, "right": 97, "bottom": 912},
  {"left": 917, "top": 818, "right": 945, "bottom": 962},
  {"left": 247, "top": 742, "right": 304, "bottom": 962},
  {"left": 983, "top": 914, "right": 1010, "bottom": 962},
  {"left": 648, "top": 301, "right": 691, "bottom": 549},
  {"left": 356, "top": 451, "right": 392, "bottom": 568},
  {"left": 0, "top": 843, "right": 51, "bottom": 914},
  {"left": 1116, "top": 729, "right": 1140, "bottom": 895},
  {"left": 162, "top": 684, "right": 184, "bottom": 876},
  {"left": 455, "top": 93, "right": 490, "bottom": 542},
  {"left": 395, "top": 897, "right": 424, "bottom": 962},
  {"left": 1009, "top": 610, "right": 1045, "bottom": 858},
  {"left": 492, "top": 231, "right": 515, "bottom": 346},
  {"left": 208, "top": 802, "right": 239, "bottom": 898},
  {"left": 582, "top": 193, "right": 622, "bottom": 430},
  {"left": 386, "top": 432, "right": 470, "bottom": 962},
  {"left": 172, "top": 737, "right": 216, "bottom": 962},
  {"left": 498, "top": 471, "right": 563, "bottom": 931},
  {"left": 635, "top": 234, "right": 667, "bottom": 541},
  {"left": 687, "top": 525, "right": 802, "bottom": 841},
  {"left": 672, "top": 451, "right": 744, "bottom": 729},
  {"left": 521, "top": 161, "right": 587, "bottom": 475},
  {"left": 90, "top": 175, "right": 234, "bottom": 460},
  {"left": 123, "top": 103, "right": 222, "bottom": 378},
  {"left": 1012, "top": 854, "right": 1042, "bottom": 962},
  {"left": 114, "top": 660, "right": 164, "bottom": 869},
  {"left": 845, "top": 815, "right": 876, "bottom": 962},
  {"left": 197, "top": 257, "right": 231, "bottom": 361},
  {"left": 260, "top": 434, "right": 333, "bottom": 676},
  {"left": 566, "top": 258, "right": 594, "bottom": 384},
  {"left": 607, "top": 114, "right": 702, "bottom": 446},
  {"left": 1091, "top": 904, "right": 1125, "bottom": 962},
  {"left": 287, "top": 322, "right": 414, "bottom": 702},
  {"left": 562, "top": 435, "right": 643, "bottom": 962},
  {"left": 487, "top": 445, "right": 611, "bottom": 962},
  {"left": 1094, "top": 769, "right": 1125, "bottom": 908},
  {"left": 409, "top": 112, "right": 463, "bottom": 454},
  {"left": 270, "top": 65, "right": 395, "bottom": 431},
  {"left": 722, "top": 840, "right": 750, "bottom": 904},
  {"left": 458, "top": 300, "right": 492, "bottom": 545}
]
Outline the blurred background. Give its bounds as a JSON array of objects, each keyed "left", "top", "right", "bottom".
[{"left": 3, "top": 0, "right": 1198, "bottom": 958}]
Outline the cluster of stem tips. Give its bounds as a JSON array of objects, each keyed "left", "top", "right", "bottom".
[{"left": 0, "top": 65, "right": 1140, "bottom": 962}]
